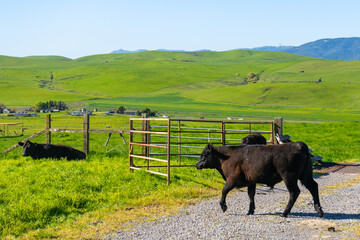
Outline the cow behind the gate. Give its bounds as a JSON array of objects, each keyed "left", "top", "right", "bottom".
[{"left": 241, "top": 134, "right": 267, "bottom": 145}]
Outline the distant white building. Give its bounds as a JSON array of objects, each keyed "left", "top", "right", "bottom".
[
  {"left": 15, "top": 112, "right": 37, "bottom": 117},
  {"left": 71, "top": 110, "right": 92, "bottom": 116}
]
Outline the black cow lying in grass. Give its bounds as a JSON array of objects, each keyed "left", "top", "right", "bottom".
[
  {"left": 196, "top": 142, "right": 323, "bottom": 218},
  {"left": 18, "top": 141, "right": 86, "bottom": 160}
]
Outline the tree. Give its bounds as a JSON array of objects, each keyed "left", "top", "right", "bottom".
[
  {"left": 246, "top": 72, "right": 259, "bottom": 83},
  {"left": 0, "top": 103, "right": 6, "bottom": 113},
  {"left": 56, "top": 101, "right": 67, "bottom": 110},
  {"left": 149, "top": 109, "right": 158, "bottom": 117},
  {"left": 117, "top": 106, "right": 126, "bottom": 114},
  {"left": 34, "top": 101, "right": 47, "bottom": 112},
  {"left": 140, "top": 108, "right": 151, "bottom": 115},
  {"left": 138, "top": 108, "right": 158, "bottom": 117}
]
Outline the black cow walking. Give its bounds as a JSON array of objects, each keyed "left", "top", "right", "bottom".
[
  {"left": 18, "top": 141, "right": 86, "bottom": 160},
  {"left": 196, "top": 142, "right": 323, "bottom": 218}
]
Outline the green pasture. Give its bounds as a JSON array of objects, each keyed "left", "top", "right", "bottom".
[
  {"left": 0, "top": 114, "right": 359, "bottom": 238},
  {"left": 1, "top": 50, "right": 359, "bottom": 121},
  {"left": 84, "top": 93, "right": 359, "bottom": 121}
]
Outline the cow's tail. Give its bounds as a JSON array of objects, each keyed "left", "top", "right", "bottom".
[{"left": 299, "top": 142, "right": 313, "bottom": 187}]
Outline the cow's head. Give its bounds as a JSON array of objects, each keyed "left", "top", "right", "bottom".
[
  {"left": 196, "top": 143, "right": 229, "bottom": 170},
  {"left": 18, "top": 141, "right": 37, "bottom": 157}
]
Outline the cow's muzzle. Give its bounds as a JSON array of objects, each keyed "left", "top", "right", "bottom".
[{"left": 195, "top": 163, "right": 203, "bottom": 169}]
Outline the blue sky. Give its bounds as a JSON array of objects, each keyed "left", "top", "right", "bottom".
[{"left": 1, "top": 0, "right": 360, "bottom": 59}]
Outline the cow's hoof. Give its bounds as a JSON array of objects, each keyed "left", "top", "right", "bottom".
[
  {"left": 220, "top": 204, "right": 227, "bottom": 213},
  {"left": 281, "top": 212, "right": 288, "bottom": 217},
  {"left": 315, "top": 205, "right": 324, "bottom": 218},
  {"left": 246, "top": 211, "right": 254, "bottom": 215}
]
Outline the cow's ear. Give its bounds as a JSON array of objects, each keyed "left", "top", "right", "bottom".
[
  {"left": 208, "top": 143, "right": 214, "bottom": 151},
  {"left": 18, "top": 142, "right": 24, "bottom": 146}
]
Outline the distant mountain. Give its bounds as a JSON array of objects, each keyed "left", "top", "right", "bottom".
[
  {"left": 111, "top": 49, "right": 212, "bottom": 54},
  {"left": 111, "top": 49, "right": 148, "bottom": 54},
  {"left": 283, "top": 37, "right": 360, "bottom": 61},
  {"left": 247, "top": 37, "right": 360, "bottom": 61},
  {"left": 112, "top": 37, "right": 360, "bottom": 61},
  {"left": 246, "top": 46, "right": 294, "bottom": 52}
]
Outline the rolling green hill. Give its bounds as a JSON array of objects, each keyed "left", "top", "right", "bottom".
[{"left": 0, "top": 50, "right": 359, "bottom": 121}]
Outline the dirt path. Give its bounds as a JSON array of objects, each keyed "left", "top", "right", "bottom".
[{"left": 109, "top": 168, "right": 360, "bottom": 240}]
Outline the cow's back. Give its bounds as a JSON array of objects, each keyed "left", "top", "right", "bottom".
[
  {"left": 271, "top": 142, "right": 309, "bottom": 173},
  {"left": 44, "top": 144, "right": 86, "bottom": 160},
  {"left": 220, "top": 142, "right": 310, "bottom": 186}
]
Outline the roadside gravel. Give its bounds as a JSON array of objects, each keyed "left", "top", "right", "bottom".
[{"left": 109, "top": 172, "right": 360, "bottom": 240}]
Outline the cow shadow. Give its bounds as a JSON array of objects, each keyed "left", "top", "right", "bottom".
[
  {"left": 294, "top": 212, "right": 360, "bottom": 220},
  {"left": 257, "top": 212, "right": 360, "bottom": 220}
]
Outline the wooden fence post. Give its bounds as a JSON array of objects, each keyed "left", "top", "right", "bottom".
[
  {"left": 46, "top": 114, "right": 51, "bottom": 144},
  {"left": 129, "top": 119, "right": 134, "bottom": 169},
  {"left": 167, "top": 118, "right": 171, "bottom": 186},
  {"left": 83, "top": 114, "right": 89, "bottom": 154},
  {"left": 141, "top": 113, "right": 148, "bottom": 156},
  {"left": 221, "top": 122, "right": 225, "bottom": 146},
  {"left": 178, "top": 120, "right": 181, "bottom": 166},
  {"left": 274, "top": 117, "right": 283, "bottom": 144}
]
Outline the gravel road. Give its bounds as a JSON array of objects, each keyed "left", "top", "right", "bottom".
[{"left": 109, "top": 172, "right": 360, "bottom": 240}]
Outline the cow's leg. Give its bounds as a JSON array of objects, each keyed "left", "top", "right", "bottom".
[
  {"left": 220, "top": 180, "right": 236, "bottom": 213},
  {"left": 282, "top": 179, "right": 300, "bottom": 217},
  {"left": 302, "top": 178, "right": 324, "bottom": 218},
  {"left": 247, "top": 184, "right": 256, "bottom": 215}
]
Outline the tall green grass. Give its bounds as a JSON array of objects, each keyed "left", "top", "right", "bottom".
[{"left": 0, "top": 156, "right": 223, "bottom": 238}]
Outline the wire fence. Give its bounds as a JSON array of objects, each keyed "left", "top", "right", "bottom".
[{"left": 1, "top": 114, "right": 130, "bottom": 157}]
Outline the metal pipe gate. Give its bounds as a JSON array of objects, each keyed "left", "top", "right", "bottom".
[{"left": 129, "top": 117, "right": 282, "bottom": 185}]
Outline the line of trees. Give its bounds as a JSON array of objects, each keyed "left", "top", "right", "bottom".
[
  {"left": 34, "top": 100, "right": 68, "bottom": 112},
  {"left": 138, "top": 107, "right": 158, "bottom": 117},
  {"left": 116, "top": 106, "right": 158, "bottom": 116}
]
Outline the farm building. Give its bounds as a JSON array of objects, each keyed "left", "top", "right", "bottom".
[
  {"left": 71, "top": 108, "right": 93, "bottom": 116},
  {"left": 124, "top": 110, "right": 138, "bottom": 115},
  {"left": 15, "top": 112, "right": 37, "bottom": 117}
]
